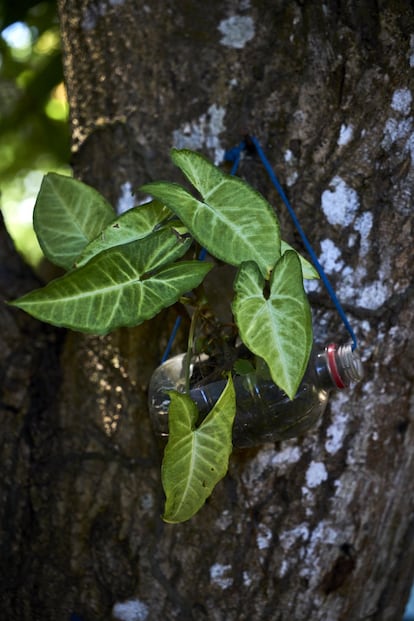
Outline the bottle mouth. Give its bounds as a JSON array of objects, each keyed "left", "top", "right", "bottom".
[{"left": 327, "top": 343, "right": 364, "bottom": 388}]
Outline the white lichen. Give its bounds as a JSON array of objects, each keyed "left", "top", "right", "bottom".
[
  {"left": 279, "top": 523, "right": 310, "bottom": 551},
  {"left": 218, "top": 15, "right": 255, "bottom": 49},
  {"left": 256, "top": 523, "right": 272, "bottom": 550},
  {"left": 391, "top": 88, "right": 412, "bottom": 115},
  {"left": 117, "top": 181, "right": 134, "bottom": 214},
  {"left": 354, "top": 212, "right": 373, "bottom": 257},
  {"left": 210, "top": 563, "right": 233, "bottom": 589},
  {"left": 316, "top": 176, "right": 390, "bottom": 313},
  {"left": 271, "top": 444, "right": 301, "bottom": 467},
  {"left": 357, "top": 279, "right": 390, "bottom": 310},
  {"left": 325, "top": 393, "right": 350, "bottom": 454},
  {"left": 279, "top": 559, "right": 290, "bottom": 578},
  {"left": 284, "top": 149, "right": 294, "bottom": 163},
  {"left": 243, "top": 570, "right": 252, "bottom": 586},
  {"left": 303, "top": 278, "right": 320, "bottom": 294},
  {"left": 305, "top": 461, "right": 328, "bottom": 489},
  {"left": 283, "top": 149, "right": 299, "bottom": 186},
  {"left": 299, "top": 520, "right": 346, "bottom": 583},
  {"left": 382, "top": 117, "right": 413, "bottom": 154},
  {"left": 321, "top": 176, "right": 359, "bottom": 227},
  {"left": 215, "top": 509, "right": 233, "bottom": 531},
  {"left": 172, "top": 104, "right": 225, "bottom": 164},
  {"left": 112, "top": 599, "right": 149, "bottom": 621},
  {"left": 318, "top": 239, "right": 344, "bottom": 273},
  {"left": 241, "top": 447, "right": 275, "bottom": 489},
  {"left": 337, "top": 123, "right": 354, "bottom": 146},
  {"left": 286, "top": 170, "right": 299, "bottom": 186},
  {"left": 335, "top": 262, "right": 391, "bottom": 310}
]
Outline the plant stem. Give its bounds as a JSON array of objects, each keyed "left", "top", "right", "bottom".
[{"left": 184, "top": 308, "right": 199, "bottom": 393}]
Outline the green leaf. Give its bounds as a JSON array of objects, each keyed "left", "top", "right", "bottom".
[
  {"left": 10, "top": 229, "right": 211, "bottom": 334},
  {"left": 75, "top": 200, "right": 173, "bottom": 267},
  {"left": 33, "top": 173, "right": 115, "bottom": 269},
  {"left": 162, "top": 375, "right": 236, "bottom": 523},
  {"left": 170, "top": 148, "right": 225, "bottom": 196},
  {"left": 281, "top": 241, "right": 319, "bottom": 280},
  {"left": 141, "top": 149, "right": 281, "bottom": 277},
  {"left": 232, "top": 251, "right": 313, "bottom": 399},
  {"left": 233, "top": 358, "right": 256, "bottom": 375}
]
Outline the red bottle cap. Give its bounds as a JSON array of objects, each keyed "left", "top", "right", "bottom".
[{"left": 327, "top": 343, "right": 346, "bottom": 389}]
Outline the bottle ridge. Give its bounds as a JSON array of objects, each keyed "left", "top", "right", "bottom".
[{"left": 148, "top": 343, "right": 363, "bottom": 448}]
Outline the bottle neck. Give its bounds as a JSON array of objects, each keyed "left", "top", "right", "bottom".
[{"left": 315, "top": 343, "right": 363, "bottom": 390}]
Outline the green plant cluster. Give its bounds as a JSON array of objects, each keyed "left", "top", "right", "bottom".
[{"left": 10, "top": 149, "right": 317, "bottom": 522}]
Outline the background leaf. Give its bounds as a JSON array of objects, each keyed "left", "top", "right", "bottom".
[
  {"left": 11, "top": 229, "right": 211, "bottom": 333},
  {"left": 33, "top": 172, "right": 115, "bottom": 269},
  {"left": 232, "top": 251, "right": 313, "bottom": 399},
  {"left": 141, "top": 149, "right": 281, "bottom": 277},
  {"left": 162, "top": 375, "right": 236, "bottom": 523},
  {"left": 75, "top": 200, "right": 172, "bottom": 267}
]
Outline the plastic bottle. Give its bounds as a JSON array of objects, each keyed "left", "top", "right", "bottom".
[{"left": 148, "top": 343, "right": 363, "bottom": 448}]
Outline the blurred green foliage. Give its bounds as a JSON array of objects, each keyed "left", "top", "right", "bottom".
[{"left": 0, "top": 0, "right": 70, "bottom": 268}]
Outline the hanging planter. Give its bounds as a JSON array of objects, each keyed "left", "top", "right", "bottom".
[{"left": 9, "top": 141, "right": 362, "bottom": 523}]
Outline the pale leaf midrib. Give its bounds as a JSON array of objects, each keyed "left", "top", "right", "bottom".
[
  {"left": 54, "top": 187, "right": 94, "bottom": 240},
  {"left": 191, "top": 198, "right": 275, "bottom": 267},
  {"left": 23, "top": 275, "right": 143, "bottom": 306},
  {"left": 53, "top": 182, "right": 111, "bottom": 242},
  {"left": 170, "top": 434, "right": 198, "bottom": 519}
]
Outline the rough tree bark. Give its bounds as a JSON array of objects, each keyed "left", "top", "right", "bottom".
[{"left": 1, "top": 1, "right": 414, "bottom": 619}]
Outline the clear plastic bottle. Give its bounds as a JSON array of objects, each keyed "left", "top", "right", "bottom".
[{"left": 148, "top": 343, "right": 363, "bottom": 448}]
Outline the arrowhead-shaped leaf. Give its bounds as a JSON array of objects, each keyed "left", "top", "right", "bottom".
[
  {"left": 141, "top": 149, "right": 281, "bottom": 277},
  {"left": 281, "top": 241, "right": 319, "bottom": 280},
  {"left": 11, "top": 229, "right": 211, "bottom": 334},
  {"left": 162, "top": 375, "right": 236, "bottom": 523},
  {"left": 75, "top": 200, "right": 173, "bottom": 267},
  {"left": 232, "top": 251, "right": 313, "bottom": 399},
  {"left": 33, "top": 173, "right": 115, "bottom": 269}
]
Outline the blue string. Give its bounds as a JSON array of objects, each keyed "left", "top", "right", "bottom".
[
  {"left": 248, "top": 136, "right": 358, "bottom": 351},
  {"left": 224, "top": 141, "right": 245, "bottom": 175},
  {"left": 161, "top": 315, "right": 182, "bottom": 363},
  {"left": 162, "top": 135, "right": 358, "bottom": 361}
]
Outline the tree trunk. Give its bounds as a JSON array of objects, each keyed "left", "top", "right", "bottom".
[{"left": 2, "top": 1, "right": 414, "bottom": 619}]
